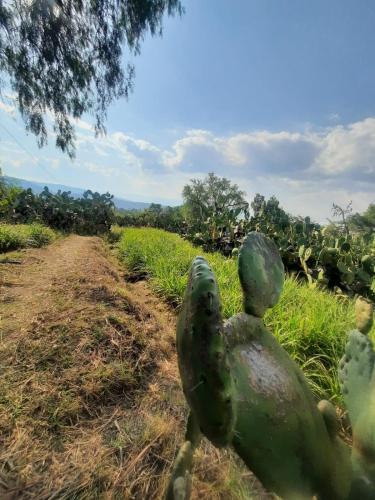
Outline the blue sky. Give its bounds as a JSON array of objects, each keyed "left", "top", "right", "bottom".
[{"left": 1, "top": 0, "right": 375, "bottom": 221}]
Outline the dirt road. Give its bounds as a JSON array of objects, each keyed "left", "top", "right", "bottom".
[{"left": 0, "top": 236, "right": 264, "bottom": 499}]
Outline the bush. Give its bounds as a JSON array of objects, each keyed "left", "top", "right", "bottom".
[
  {"left": 27, "top": 224, "right": 56, "bottom": 247},
  {"left": 0, "top": 224, "right": 56, "bottom": 253},
  {"left": 0, "top": 225, "right": 25, "bottom": 252},
  {"left": 10, "top": 187, "right": 114, "bottom": 234},
  {"left": 106, "top": 225, "right": 124, "bottom": 244}
]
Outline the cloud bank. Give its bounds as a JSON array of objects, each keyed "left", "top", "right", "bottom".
[{"left": 1, "top": 110, "right": 375, "bottom": 221}]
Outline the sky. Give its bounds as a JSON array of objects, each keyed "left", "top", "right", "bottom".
[{"left": 1, "top": 0, "right": 375, "bottom": 222}]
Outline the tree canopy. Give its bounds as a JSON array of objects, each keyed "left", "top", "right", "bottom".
[
  {"left": 0, "top": 0, "right": 183, "bottom": 157},
  {"left": 0, "top": 168, "right": 21, "bottom": 218},
  {"left": 3, "top": 184, "right": 115, "bottom": 234},
  {"left": 182, "top": 172, "right": 249, "bottom": 234},
  {"left": 251, "top": 193, "right": 291, "bottom": 229},
  {"left": 348, "top": 204, "right": 375, "bottom": 236}
]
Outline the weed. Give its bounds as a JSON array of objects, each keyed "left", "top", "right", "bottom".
[{"left": 0, "top": 223, "right": 56, "bottom": 252}]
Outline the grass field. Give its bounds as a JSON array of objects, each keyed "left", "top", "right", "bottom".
[
  {"left": 118, "top": 227, "right": 366, "bottom": 403},
  {"left": 0, "top": 223, "right": 56, "bottom": 253}
]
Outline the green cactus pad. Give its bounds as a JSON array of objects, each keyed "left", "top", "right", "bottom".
[
  {"left": 176, "top": 257, "right": 235, "bottom": 447},
  {"left": 165, "top": 413, "right": 201, "bottom": 500},
  {"left": 224, "top": 313, "right": 351, "bottom": 500},
  {"left": 171, "top": 233, "right": 357, "bottom": 500},
  {"left": 361, "top": 255, "right": 374, "bottom": 273},
  {"left": 339, "top": 324, "right": 375, "bottom": 499},
  {"left": 165, "top": 441, "right": 193, "bottom": 500},
  {"left": 355, "top": 297, "right": 374, "bottom": 334},
  {"left": 339, "top": 329, "right": 375, "bottom": 426},
  {"left": 317, "top": 400, "right": 339, "bottom": 437},
  {"left": 238, "top": 232, "right": 284, "bottom": 317}
]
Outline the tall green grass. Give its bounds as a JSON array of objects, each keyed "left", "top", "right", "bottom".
[
  {"left": 118, "top": 227, "right": 359, "bottom": 403},
  {"left": 0, "top": 223, "right": 56, "bottom": 253}
]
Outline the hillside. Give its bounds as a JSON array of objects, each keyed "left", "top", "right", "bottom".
[{"left": 4, "top": 176, "right": 152, "bottom": 211}]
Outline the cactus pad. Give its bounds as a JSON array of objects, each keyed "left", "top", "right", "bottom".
[
  {"left": 168, "top": 232, "right": 363, "bottom": 500},
  {"left": 238, "top": 232, "right": 284, "bottom": 317},
  {"left": 224, "top": 313, "right": 351, "bottom": 500},
  {"left": 339, "top": 330, "right": 375, "bottom": 426},
  {"left": 176, "top": 256, "right": 235, "bottom": 447},
  {"left": 165, "top": 441, "right": 193, "bottom": 500},
  {"left": 339, "top": 298, "right": 375, "bottom": 498},
  {"left": 355, "top": 297, "right": 374, "bottom": 334}
]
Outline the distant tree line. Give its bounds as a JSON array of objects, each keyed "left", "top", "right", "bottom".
[
  {"left": 116, "top": 203, "right": 186, "bottom": 234},
  {"left": 0, "top": 171, "right": 114, "bottom": 234},
  {"left": 116, "top": 172, "right": 313, "bottom": 251}
]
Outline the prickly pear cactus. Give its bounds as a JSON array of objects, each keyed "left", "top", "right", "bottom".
[
  {"left": 238, "top": 232, "right": 284, "bottom": 317},
  {"left": 176, "top": 256, "right": 235, "bottom": 447},
  {"left": 339, "top": 297, "right": 375, "bottom": 499},
  {"left": 165, "top": 414, "right": 200, "bottom": 500},
  {"left": 167, "top": 232, "right": 352, "bottom": 500}
]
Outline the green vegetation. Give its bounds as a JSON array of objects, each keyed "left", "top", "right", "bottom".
[
  {"left": 12, "top": 186, "right": 114, "bottom": 234},
  {"left": 1, "top": 172, "right": 115, "bottom": 234},
  {"left": 182, "top": 172, "right": 249, "bottom": 236},
  {"left": 349, "top": 203, "right": 375, "bottom": 235},
  {"left": 169, "top": 232, "right": 353, "bottom": 500},
  {"left": 0, "top": 223, "right": 56, "bottom": 252},
  {"left": 118, "top": 227, "right": 362, "bottom": 403},
  {"left": 0, "top": 0, "right": 183, "bottom": 156},
  {"left": 116, "top": 203, "right": 185, "bottom": 233},
  {"left": 117, "top": 173, "right": 375, "bottom": 301},
  {"left": 0, "top": 169, "right": 21, "bottom": 219}
]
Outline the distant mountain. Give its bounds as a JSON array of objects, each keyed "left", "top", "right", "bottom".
[{"left": 4, "top": 176, "right": 151, "bottom": 211}]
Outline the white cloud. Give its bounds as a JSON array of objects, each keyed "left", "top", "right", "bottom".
[
  {"left": 82, "top": 161, "right": 120, "bottom": 177},
  {"left": 49, "top": 118, "right": 375, "bottom": 215},
  {"left": 1, "top": 101, "right": 374, "bottom": 220},
  {"left": 161, "top": 128, "right": 320, "bottom": 176},
  {"left": 312, "top": 118, "right": 375, "bottom": 178},
  {"left": 74, "top": 118, "right": 95, "bottom": 132},
  {"left": 75, "top": 123, "right": 335, "bottom": 181},
  {"left": 159, "top": 120, "right": 375, "bottom": 188}
]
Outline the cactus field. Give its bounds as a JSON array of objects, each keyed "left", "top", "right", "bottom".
[{"left": 118, "top": 227, "right": 375, "bottom": 403}]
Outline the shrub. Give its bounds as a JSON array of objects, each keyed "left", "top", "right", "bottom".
[
  {"left": 0, "top": 224, "right": 56, "bottom": 253},
  {"left": 27, "top": 223, "right": 56, "bottom": 247}
]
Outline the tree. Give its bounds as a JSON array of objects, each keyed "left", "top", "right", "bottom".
[
  {"left": 331, "top": 201, "right": 353, "bottom": 238},
  {"left": 348, "top": 204, "right": 375, "bottom": 241},
  {"left": 0, "top": 167, "right": 21, "bottom": 218},
  {"left": 0, "top": 0, "right": 183, "bottom": 157},
  {"left": 251, "top": 193, "right": 266, "bottom": 218},
  {"left": 250, "top": 193, "right": 290, "bottom": 229},
  {"left": 182, "top": 172, "right": 249, "bottom": 235},
  {"left": 9, "top": 185, "right": 114, "bottom": 233}
]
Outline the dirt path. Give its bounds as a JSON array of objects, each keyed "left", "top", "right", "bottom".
[{"left": 0, "top": 236, "right": 265, "bottom": 499}]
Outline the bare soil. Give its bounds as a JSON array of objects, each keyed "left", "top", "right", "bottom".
[{"left": 0, "top": 235, "right": 266, "bottom": 499}]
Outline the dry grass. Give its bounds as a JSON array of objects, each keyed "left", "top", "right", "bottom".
[{"left": 0, "top": 235, "right": 267, "bottom": 499}]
